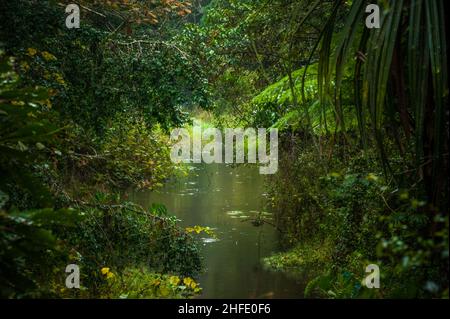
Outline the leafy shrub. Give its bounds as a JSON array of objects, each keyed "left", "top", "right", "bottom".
[
  {"left": 0, "top": 54, "right": 202, "bottom": 299},
  {"left": 267, "top": 138, "right": 448, "bottom": 298},
  {"left": 53, "top": 198, "right": 202, "bottom": 297},
  {"left": 97, "top": 268, "right": 202, "bottom": 299},
  {"left": 0, "top": 54, "right": 82, "bottom": 297},
  {"left": 100, "top": 114, "right": 175, "bottom": 190}
]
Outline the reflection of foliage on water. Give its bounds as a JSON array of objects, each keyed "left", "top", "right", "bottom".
[{"left": 227, "top": 210, "right": 280, "bottom": 231}]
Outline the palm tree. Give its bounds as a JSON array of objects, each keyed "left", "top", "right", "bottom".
[{"left": 309, "top": 0, "right": 448, "bottom": 210}]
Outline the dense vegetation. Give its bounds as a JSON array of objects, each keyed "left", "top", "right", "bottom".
[
  {"left": 1, "top": 0, "right": 448, "bottom": 298},
  {"left": 0, "top": 0, "right": 206, "bottom": 298}
]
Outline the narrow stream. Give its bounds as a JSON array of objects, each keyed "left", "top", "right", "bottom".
[{"left": 130, "top": 163, "right": 305, "bottom": 298}]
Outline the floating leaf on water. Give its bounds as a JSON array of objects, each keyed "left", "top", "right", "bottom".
[
  {"left": 201, "top": 237, "right": 220, "bottom": 244},
  {"left": 226, "top": 210, "right": 244, "bottom": 216},
  {"left": 260, "top": 212, "right": 272, "bottom": 216},
  {"left": 248, "top": 210, "right": 272, "bottom": 216}
]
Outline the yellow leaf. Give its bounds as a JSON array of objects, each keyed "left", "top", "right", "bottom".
[
  {"left": 11, "top": 100, "right": 25, "bottom": 106},
  {"left": 159, "top": 285, "right": 170, "bottom": 297},
  {"left": 41, "top": 51, "right": 57, "bottom": 61},
  {"left": 168, "top": 275, "right": 180, "bottom": 286},
  {"left": 194, "top": 287, "right": 202, "bottom": 293},
  {"left": 101, "top": 267, "right": 110, "bottom": 275},
  {"left": 183, "top": 277, "right": 193, "bottom": 286},
  {"left": 27, "top": 48, "right": 37, "bottom": 56},
  {"left": 152, "top": 279, "right": 161, "bottom": 287},
  {"left": 20, "top": 61, "right": 30, "bottom": 71}
]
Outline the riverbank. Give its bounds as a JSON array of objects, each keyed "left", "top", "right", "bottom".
[{"left": 130, "top": 163, "right": 308, "bottom": 298}]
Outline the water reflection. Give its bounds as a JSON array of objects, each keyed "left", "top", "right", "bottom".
[{"left": 130, "top": 163, "right": 305, "bottom": 298}]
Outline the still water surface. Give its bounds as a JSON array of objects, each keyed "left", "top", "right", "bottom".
[{"left": 130, "top": 163, "right": 305, "bottom": 298}]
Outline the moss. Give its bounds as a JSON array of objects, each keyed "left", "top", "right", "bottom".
[{"left": 263, "top": 240, "right": 332, "bottom": 278}]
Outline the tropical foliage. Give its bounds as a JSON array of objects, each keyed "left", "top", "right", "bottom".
[{"left": 0, "top": 0, "right": 448, "bottom": 299}]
